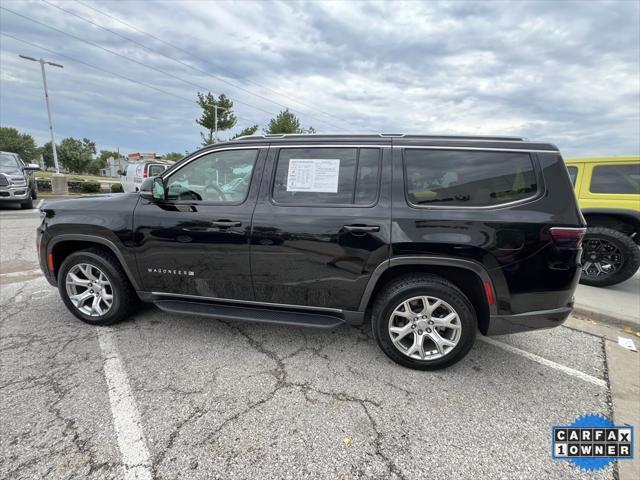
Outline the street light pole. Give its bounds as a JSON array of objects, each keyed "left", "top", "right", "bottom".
[{"left": 19, "top": 55, "right": 63, "bottom": 173}]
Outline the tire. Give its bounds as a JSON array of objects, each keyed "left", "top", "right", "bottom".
[
  {"left": 31, "top": 186, "right": 37, "bottom": 200},
  {"left": 20, "top": 197, "right": 33, "bottom": 209},
  {"left": 371, "top": 274, "right": 477, "bottom": 370},
  {"left": 580, "top": 227, "right": 640, "bottom": 287},
  {"left": 58, "top": 248, "right": 137, "bottom": 325}
]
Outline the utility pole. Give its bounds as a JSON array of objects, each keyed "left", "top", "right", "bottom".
[{"left": 19, "top": 55, "right": 63, "bottom": 174}]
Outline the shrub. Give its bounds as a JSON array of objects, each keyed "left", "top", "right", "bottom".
[
  {"left": 67, "top": 180, "right": 84, "bottom": 192},
  {"left": 81, "top": 180, "right": 101, "bottom": 193},
  {"left": 110, "top": 182, "right": 124, "bottom": 193},
  {"left": 36, "top": 178, "right": 52, "bottom": 191}
]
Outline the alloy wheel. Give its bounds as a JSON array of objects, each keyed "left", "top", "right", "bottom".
[
  {"left": 388, "top": 295, "right": 462, "bottom": 361},
  {"left": 581, "top": 237, "right": 623, "bottom": 279},
  {"left": 65, "top": 263, "right": 114, "bottom": 317}
]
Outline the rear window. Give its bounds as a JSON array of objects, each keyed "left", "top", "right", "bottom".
[
  {"left": 590, "top": 164, "right": 640, "bottom": 194},
  {"left": 272, "top": 147, "right": 380, "bottom": 205},
  {"left": 404, "top": 150, "right": 538, "bottom": 207}
]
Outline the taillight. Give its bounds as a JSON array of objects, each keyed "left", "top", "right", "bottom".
[
  {"left": 143, "top": 165, "right": 148, "bottom": 178},
  {"left": 550, "top": 227, "right": 586, "bottom": 248}
]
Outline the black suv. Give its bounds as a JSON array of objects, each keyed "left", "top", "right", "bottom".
[{"left": 37, "top": 134, "right": 585, "bottom": 369}]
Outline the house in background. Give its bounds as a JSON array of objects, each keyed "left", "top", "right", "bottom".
[{"left": 100, "top": 156, "right": 128, "bottom": 178}]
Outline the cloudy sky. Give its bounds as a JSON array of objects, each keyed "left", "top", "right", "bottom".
[{"left": 1, "top": 0, "right": 638, "bottom": 157}]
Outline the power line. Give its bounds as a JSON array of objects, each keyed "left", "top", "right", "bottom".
[
  {"left": 45, "top": 0, "right": 347, "bottom": 132},
  {"left": 73, "top": 0, "right": 354, "bottom": 131},
  {"left": 1, "top": 5, "right": 287, "bottom": 122},
  {"left": 1, "top": 32, "right": 263, "bottom": 128}
]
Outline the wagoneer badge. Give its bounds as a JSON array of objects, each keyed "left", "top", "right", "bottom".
[{"left": 147, "top": 268, "right": 194, "bottom": 276}]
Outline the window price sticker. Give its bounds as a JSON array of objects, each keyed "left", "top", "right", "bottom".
[{"left": 286, "top": 159, "right": 340, "bottom": 193}]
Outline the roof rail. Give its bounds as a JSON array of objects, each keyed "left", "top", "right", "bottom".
[{"left": 232, "top": 133, "right": 527, "bottom": 142}]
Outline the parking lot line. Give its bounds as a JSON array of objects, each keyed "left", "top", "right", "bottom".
[
  {"left": 97, "top": 327, "right": 153, "bottom": 480},
  {"left": 479, "top": 336, "right": 607, "bottom": 388}
]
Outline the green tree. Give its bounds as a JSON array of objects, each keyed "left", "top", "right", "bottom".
[
  {"left": 0, "top": 127, "right": 38, "bottom": 161},
  {"left": 40, "top": 141, "right": 57, "bottom": 169},
  {"left": 196, "top": 92, "right": 237, "bottom": 145},
  {"left": 58, "top": 137, "right": 95, "bottom": 173},
  {"left": 81, "top": 138, "right": 97, "bottom": 156},
  {"left": 86, "top": 158, "right": 106, "bottom": 175},
  {"left": 232, "top": 125, "right": 259, "bottom": 139},
  {"left": 163, "top": 152, "right": 183, "bottom": 161},
  {"left": 265, "top": 110, "right": 315, "bottom": 134},
  {"left": 97, "top": 149, "right": 119, "bottom": 163}
]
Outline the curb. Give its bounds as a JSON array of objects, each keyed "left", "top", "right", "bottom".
[{"left": 573, "top": 305, "right": 639, "bottom": 332}]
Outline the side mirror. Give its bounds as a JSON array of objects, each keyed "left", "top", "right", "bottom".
[
  {"left": 116, "top": 170, "right": 124, "bottom": 176},
  {"left": 23, "top": 163, "right": 41, "bottom": 171},
  {"left": 139, "top": 177, "right": 165, "bottom": 201}
]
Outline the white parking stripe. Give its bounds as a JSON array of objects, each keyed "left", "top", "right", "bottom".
[
  {"left": 97, "top": 327, "right": 153, "bottom": 480},
  {"left": 479, "top": 336, "right": 607, "bottom": 388}
]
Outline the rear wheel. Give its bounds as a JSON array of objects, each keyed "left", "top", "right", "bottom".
[
  {"left": 580, "top": 227, "right": 640, "bottom": 287},
  {"left": 58, "top": 248, "right": 137, "bottom": 325},
  {"left": 372, "top": 274, "right": 477, "bottom": 370}
]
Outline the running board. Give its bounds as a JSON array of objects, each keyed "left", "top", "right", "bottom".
[{"left": 153, "top": 299, "right": 346, "bottom": 329}]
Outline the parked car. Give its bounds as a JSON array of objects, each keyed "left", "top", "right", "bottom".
[
  {"left": 0, "top": 151, "right": 40, "bottom": 209},
  {"left": 37, "top": 134, "right": 585, "bottom": 370},
  {"left": 120, "top": 160, "right": 173, "bottom": 193},
  {"left": 565, "top": 156, "right": 640, "bottom": 287}
]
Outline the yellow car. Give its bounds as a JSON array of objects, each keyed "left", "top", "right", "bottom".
[{"left": 565, "top": 156, "right": 640, "bottom": 286}]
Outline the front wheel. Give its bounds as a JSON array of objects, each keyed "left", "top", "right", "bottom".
[
  {"left": 58, "top": 248, "right": 137, "bottom": 325},
  {"left": 372, "top": 274, "right": 477, "bottom": 370},
  {"left": 20, "top": 197, "right": 33, "bottom": 209},
  {"left": 580, "top": 227, "right": 640, "bottom": 287}
]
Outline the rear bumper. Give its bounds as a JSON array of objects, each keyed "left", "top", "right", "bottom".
[{"left": 485, "top": 303, "right": 573, "bottom": 335}]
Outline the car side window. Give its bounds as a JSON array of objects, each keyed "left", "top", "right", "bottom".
[
  {"left": 166, "top": 149, "right": 258, "bottom": 203},
  {"left": 404, "top": 149, "right": 538, "bottom": 207},
  {"left": 272, "top": 147, "right": 380, "bottom": 205},
  {"left": 566, "top": 166, "right": 578, "bottom": 186},
  {"left": 590, "top": 164, "right": 640, "bottom": 194}
]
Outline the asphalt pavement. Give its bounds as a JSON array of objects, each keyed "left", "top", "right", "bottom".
[{"left": 1, "top": 203, "right": 638, "bottom": 479}]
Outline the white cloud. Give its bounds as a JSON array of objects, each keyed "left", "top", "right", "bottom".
[{"left": 0, "top": 0, "right": 638, "bottom": 156}]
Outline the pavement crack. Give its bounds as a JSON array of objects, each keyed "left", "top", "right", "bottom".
[{"left": 153, "top": 405, "right": 206, "bottom": 476}]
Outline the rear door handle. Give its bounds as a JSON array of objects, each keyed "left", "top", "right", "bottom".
[
  {"left": 343, "top": 224, "right": 380, "bottom": 233},
  {"left": 211, "top": 220, "right": 242, "bottom": 228}
]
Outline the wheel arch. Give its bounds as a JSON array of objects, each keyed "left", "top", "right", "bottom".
[
  {"left": 48, "top": 234, "right": 141, "bottom": 290},
  {"left": 582, "top": 209, "right": 640, "bottom": 238},
  {"left": 361, "top": 257, "right": 496, "bottom": 335}
]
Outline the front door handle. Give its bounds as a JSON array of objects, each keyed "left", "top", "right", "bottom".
[
  {"left": 211, "top": 220, "right": 242, "bottom": 228},
  {"left": 343, "top": 224, "right": 380, "bottom": 234}
]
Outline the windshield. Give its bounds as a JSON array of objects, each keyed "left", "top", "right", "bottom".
[{"left": 0, "top": 153, "right": 21, "bottom": 173}]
